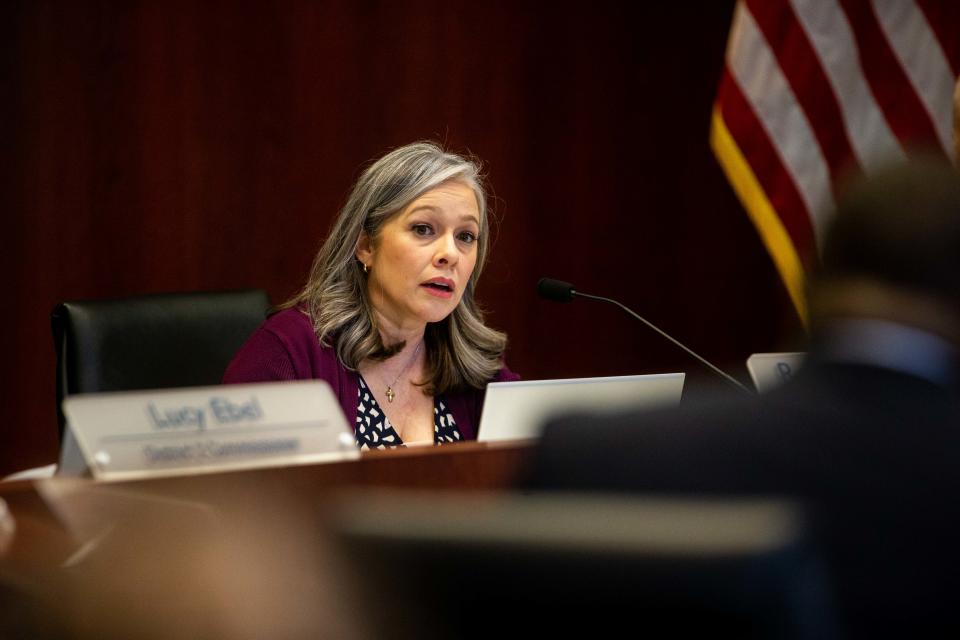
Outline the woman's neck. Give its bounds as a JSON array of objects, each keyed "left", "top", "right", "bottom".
[{"left": 371, "top": 308, "right": 426, "bottom": 354}]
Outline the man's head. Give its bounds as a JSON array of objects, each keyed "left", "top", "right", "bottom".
[
  {"left": 812, "top": 157, "right": 960, "bottom": 342},
  {"left": 953, "top": 75, "right": 960, "bottom": 161}
]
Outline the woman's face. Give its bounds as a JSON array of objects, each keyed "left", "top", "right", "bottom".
[{"left": 357, "top": 180, "right": 481, "bottom": 331}]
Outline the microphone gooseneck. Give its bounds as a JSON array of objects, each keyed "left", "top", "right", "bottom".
[{"left": 537, "top": 277, "right": 753, "bottom": 395}]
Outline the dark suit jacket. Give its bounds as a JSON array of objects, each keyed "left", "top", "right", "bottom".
[{"left": 527, "top": 358, "right": 960, "bottom": 637}]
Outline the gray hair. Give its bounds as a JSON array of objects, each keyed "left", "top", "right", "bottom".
[{"left": 284, "top": 141, "right": 507, "bottom": 393}]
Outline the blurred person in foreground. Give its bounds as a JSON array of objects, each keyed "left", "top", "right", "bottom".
[
  {"left": 527, "top": 156, "right": 960, "bottom": 637},
  {"left": 224, "top": 142, "right": 517, "bottom": 449}
]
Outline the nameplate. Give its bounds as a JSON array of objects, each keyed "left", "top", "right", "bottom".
[
  {"left": 62, "top": 381, "right": 358, "bottom": 482},
  {"left": 745, "top": 353, "right": 805, "bottom": 393}
]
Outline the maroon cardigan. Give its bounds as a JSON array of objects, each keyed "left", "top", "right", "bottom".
[{"left": 222, "top": 308, "right": 519, "bottom": 440}]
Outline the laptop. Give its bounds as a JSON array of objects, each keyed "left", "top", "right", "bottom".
[{"left": 478, "top": 373, "right": 685, "bottom": 443}]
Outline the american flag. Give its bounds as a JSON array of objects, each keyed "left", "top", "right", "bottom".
[{"left": 711, "top": 0, "right": 960, "bottom": 323}]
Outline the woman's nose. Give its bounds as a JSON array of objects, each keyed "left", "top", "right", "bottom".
[{"left": 433, "top": 233, "right": 459, "bottom": 266}]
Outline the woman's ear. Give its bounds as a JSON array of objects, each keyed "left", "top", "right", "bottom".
[{"left": 355, "top": 231, "right": 373, "bottom": 266}]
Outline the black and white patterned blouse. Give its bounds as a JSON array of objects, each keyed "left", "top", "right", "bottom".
[{"left": 355, "top": 375, "right": 463, "bottom": 450}]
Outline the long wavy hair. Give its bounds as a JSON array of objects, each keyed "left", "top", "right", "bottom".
[{"left": 283, "top": 141, "right": 507, "bottom": 394}]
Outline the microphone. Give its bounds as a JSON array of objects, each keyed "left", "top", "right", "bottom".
[
  {"left": 536, "top": 278, "right": 752, "bottom": 395},
  {"left": 536, "top": 278, "right": 576, "bottom": 302}
]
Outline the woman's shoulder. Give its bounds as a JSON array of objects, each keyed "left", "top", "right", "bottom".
[
  {"left": 261, "top": 306, "right": 340, "bottom": 363},
  {"left": 260, "top": 306, "right": 315, "bottom": 337},
  {"left": 492, "top": 361, "right": 521, "bottom": 383},
  {"left": 223, "top": 306, "right": 339, "bottom": 383},
  {"left": 446, "top": 361, "right": 520, "bottom": 404}
]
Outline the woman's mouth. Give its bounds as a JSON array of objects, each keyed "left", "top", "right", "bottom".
[{"left": 421, "top": 278, "right": 455, "bottom": 298}]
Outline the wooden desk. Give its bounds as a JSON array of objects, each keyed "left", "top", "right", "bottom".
[
  {"left": 0, "top": 440, "right": 536, "bottom": 639},
  {"left": 0, "top": 440, "right": 534, "bottom": 570},
  {"left": 138, "top": 438, "right": 533, "bottom": 494}
]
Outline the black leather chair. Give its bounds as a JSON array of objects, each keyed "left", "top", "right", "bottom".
[{"left": 51, "top": 289, "right": 270, "bottom": 440}]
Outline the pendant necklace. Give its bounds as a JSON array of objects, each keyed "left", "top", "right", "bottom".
[{"left": 384, "top": 341, "right": 423, "bottom": 403}]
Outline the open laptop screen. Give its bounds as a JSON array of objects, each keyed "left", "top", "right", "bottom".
[{"left": 478, "top": 373, "right": 685, "bottom": 443}]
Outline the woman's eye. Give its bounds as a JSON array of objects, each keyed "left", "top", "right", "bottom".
[
  {"left": 412, "top": 224, "right": 433, "bottom": 236},
  {"left": 458, "top": 231, "right": 477, "bottom": 244}
]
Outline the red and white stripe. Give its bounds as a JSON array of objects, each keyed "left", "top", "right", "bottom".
[{"left": 711, "top": 0, "right": 960, "bottom": 322}]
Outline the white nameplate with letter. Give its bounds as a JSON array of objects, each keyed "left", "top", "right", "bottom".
[
  {"left": 61, "top": 381, "right": 358, "bottom": 482},
  {"left": 745, "top": 352, "right": 806, "bottom": 393}
]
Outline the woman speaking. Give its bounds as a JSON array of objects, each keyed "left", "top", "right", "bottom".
[{"left": 224, "top": 142, "right": 518, "bottom": 449}]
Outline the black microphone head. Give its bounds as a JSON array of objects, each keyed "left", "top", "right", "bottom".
[{"left": 537, "top": 278, "right": 576, "bottom": 302}]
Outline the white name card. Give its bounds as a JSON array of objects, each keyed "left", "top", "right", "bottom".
[
  {"left": 745, "top": 352, "right": 806, "bottom": 393},
  {"left": 61, "top": 381, "right": 358, "bottom": 482}
]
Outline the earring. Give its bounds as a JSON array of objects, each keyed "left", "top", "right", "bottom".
[{"left": 363, "top": 263, "right": 369, "bottom": 274}]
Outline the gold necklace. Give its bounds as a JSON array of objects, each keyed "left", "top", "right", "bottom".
[{"left": 383, "top": 341, "right": 422, "bottom": 403}]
